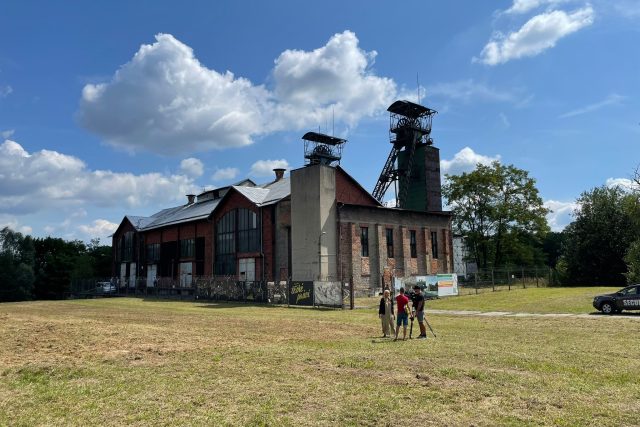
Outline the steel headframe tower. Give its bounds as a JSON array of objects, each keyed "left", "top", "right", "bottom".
[
  {"left": 372, "top": 100, "right": 437, "bottom": 208},
  {"left": 302, "top": 132, "right": 346, "bottom": 166}
]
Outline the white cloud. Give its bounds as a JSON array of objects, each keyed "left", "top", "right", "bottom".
[
  {"left": 179, "top": 157, "right": 204, "bottom": 178},
  {"left": 504, "top": 0, "right": 570, "bottom": 15},
  {"left": 78, "top": 219, "right": 119, "bottom": 239},
  {"left": 78, "top": 31, "right": 397, "bottom": 155},
  {"left": 0, "top": 85, "right": 12, "bottom": 97},
  {"left": 0, "top": 214, "right": 32, "bottom": 235},
  {"left": 270, "top": 30, "right": 396, "bottom": 130},
  {"left": 559, "top": 93, "right": 625, "bottom": 118},
  {"left": 0, "top": 139, "right": 199, "bottom": 215},
  {"left": 606, "top": 177, "right": 640, "bottom": 191},
  {"left": 477, "top": 6, "right": 594, "bottom": 65},
  {"left": 426, "top": 79, "right": 518, "bottom": 104},
  {"left": 1, "top": 129, "right": 14, "bottom": 139},
  {"left": 250, "top": 159, "right": 290, "bottom": 177},
  {"left": 544, "top": 199, "right": 578, "bottom": 231},
  {"left": 441, "top": 147, "right": 501, "bottom": 176},
  {"left": 212, "top": 167, "right": 239, "bottom": 182}
]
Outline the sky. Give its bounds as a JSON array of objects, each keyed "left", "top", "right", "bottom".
[{"left": 1, "top": 0, "right": 638, "bottom": 242}]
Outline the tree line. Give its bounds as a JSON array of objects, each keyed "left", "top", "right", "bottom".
[
  {"left": 444, "top": 162, "right": 640, "bottom": 286},
  {"left": 0, "top": 228, "right": 112, "bottom": 302}
]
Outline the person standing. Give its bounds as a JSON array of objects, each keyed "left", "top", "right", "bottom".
[
  {"left": 394, "top": 287, "right": 410, "bottom": 341},
  {"left": 411, "top": 285, "right": 427, "bottom": 339},
  {"left": 378, "top": 289, "right": 395, "bottom": 338}
]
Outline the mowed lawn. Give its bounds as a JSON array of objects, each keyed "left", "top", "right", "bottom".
[
  {"left": 1, "top": 295, "right": 639, "bottom": 426},
  {"left": 357, "top": 286, "right": 624, "bottom": 314}
]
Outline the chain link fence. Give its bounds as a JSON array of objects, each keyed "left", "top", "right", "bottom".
[{"left": 457, "top": 267, "right": 556, "bottom": 295}]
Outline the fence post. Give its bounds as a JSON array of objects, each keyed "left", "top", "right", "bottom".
[
  {"left": 536, "top": 269, "right": 539, "bottom": 288},
  {"left": 474, "top": 272, "right": 478, "bottom": 295},
  {"left": 522, "top": 267, "right": 525, "bottom": 289},
  {"left": 491, "top": 269, "right": 495, "bottom": 292},
  {"left": 507, "top": 269, "right": 511, "bottom": 291},
  {"left": 349, "top": 276, "right": 354, "bottom": 310}
]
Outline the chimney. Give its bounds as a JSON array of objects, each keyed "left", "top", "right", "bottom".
[
  {"left": 273, "top": 168, "right": 286, "bottom": 181},
  {"left": 186, "top": 194, "right": 196, "bottom": 205}
]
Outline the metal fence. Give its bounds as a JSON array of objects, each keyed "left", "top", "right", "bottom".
[
  {"left": 68, "top": 276, "right": 349, "bottom": 308},
  {"left": 457, "top": 267, "right": 556, "bottom": 295}
]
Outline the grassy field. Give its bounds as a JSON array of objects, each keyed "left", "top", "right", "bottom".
[
  {"left": 356, "top": 286, "right": 622, "bottom": 314},
  {"left": 1, "top": 294, "right": 639, "bottom": 426}
]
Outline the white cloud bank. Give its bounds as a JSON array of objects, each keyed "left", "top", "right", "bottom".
[
  {"left": 504, "top": 0, "right": 570, "bottom": 15},
  {"left": 544, "top": 199, "right": 578, "bottom": 231},
  {"left": 441, "top": 147, "right": 501, "bottom": 176},
  {"left": 0, "top": 139, "right": 198, "bottom": 215},
  {"left": 250, "top": 159, "right": 290, "bottom": 178},
  {"left": 179, "top": 157, "right": 204, "bottom": 178},
  {"left": 77, "top": 219, "right": 119, "bottom": 240},
  {"left": 212, "top": 167, "right": 239, "bottom": 182},
  {"left": 478, "top": 6, "right": 594, "bottom": 65},
  {"left": 79, "top": 31, "right": 396, "bottom": 155}
]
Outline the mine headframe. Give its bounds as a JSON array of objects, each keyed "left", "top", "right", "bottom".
[
  {"left": 371, "top": 100, "right": 437, "bottom": 207},
  {"left": 302, "top": 132, "right": 346, "bottom": 166}
]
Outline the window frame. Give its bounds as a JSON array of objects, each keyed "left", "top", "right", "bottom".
[
  {"left": 360, "top": 226, "right": 369, "bottom": 257},
  {"left": 386, "top": 228, "right": 394, "bottom": 259}
]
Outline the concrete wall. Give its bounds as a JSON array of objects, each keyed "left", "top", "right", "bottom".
[{"left": 291, "top": 164, "right": 338, "bottom": 281}]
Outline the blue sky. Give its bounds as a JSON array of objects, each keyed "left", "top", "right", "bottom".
[{"left": 1, "top": 0, "right": 638, "bottom": 242}]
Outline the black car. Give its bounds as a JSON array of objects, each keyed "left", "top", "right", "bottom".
[{"left": 593, "top": 284, "right": 640, "bottom": 314}]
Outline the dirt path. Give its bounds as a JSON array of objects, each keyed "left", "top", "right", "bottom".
[{"left": 428, "top": 309, "right": 640, "bottom": 320}]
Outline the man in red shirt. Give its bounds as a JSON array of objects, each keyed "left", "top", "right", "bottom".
[{"left": 394, "top": 287, "right": 410, "bottom": 341}]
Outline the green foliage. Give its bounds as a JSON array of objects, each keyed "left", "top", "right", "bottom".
[
  {"left": 624, "top": 240, "right": 640, "bottom": 284},
  {"left": 0, "top": 227, "right": 112, "bottom": 301},
  {"left": 443, "top": 161, "right": 549, "bottom": 269},
  {"left": 561, "top": 186, "right": 637, "bottom": 286},
  {"left": 0, "top": 227, "right": 35, "bottom": 302}
]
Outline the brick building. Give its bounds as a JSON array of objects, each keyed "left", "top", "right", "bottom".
[{"left": 112, "top": 161, "right": 452, "bottom": 296}]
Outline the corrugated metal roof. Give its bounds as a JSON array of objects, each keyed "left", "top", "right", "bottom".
[
  {"left": 232, "top": 186, "right": 270, "bottom": 205},
  {"left": 126, "top": 215, "right": 155, "bottom": 230},
  {"left": 230, "top": 177, "right": 291, "bottom": 207},
  {"left": 140, "top": 198, "right": 221, "bottom": 230},
  {"left": 123, "top": 177, "right": 291, "bottom": 231},
  {"left": 259, "top": 177, "right": 290, "bottom": 205}
]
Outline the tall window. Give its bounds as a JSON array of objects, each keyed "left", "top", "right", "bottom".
[
  {"left": 410, "top": 230, "right": 417, "bottom": 258},
  {"left": 431, "top": 231, "right": 438, "bottom": 259},
  {"left": 122, "top": 231, "right": 134, "bottom": 261},
  {"left": 386, "top": 228, "right": 394, "bottom": 258},
  {"left": 180, "top": 239, "right": 195, "bottom": 258},
  {"left": 216, "top": 211, "right": 236, "bottom": 275},
  {"left": 146, "top": 243, "right": 160, "bottom": 262},
  {"left": 360, "top": 227, "right": 369, "bottom": 257},
  {"left": 237, "top": 208, "right": 260, "bottom": 253}
]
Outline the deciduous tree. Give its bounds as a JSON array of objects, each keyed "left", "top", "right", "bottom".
[{"left": 443, "top": 161, "right": 549, "bottom": 269}]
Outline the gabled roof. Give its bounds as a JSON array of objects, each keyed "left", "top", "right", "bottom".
[
  {"left": 126, "top": 215, "right": 155, "bottom": 230},
  {"left": 119, "top": 177, "right": 291, "bottom": 232}
]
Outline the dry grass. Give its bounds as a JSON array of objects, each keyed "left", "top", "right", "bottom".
[{"left": 1, "top": 297, "right": 639, "bottom": 426}]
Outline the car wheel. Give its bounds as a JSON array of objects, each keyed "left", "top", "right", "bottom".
[{"left": 600, "top": 302, "right": 614, "bottom": 315}]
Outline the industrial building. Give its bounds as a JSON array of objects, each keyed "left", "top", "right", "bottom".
[{"left": 112, "top": 100, "right": 454, "bottom": 296}]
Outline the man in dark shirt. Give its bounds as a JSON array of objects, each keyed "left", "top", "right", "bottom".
[
  {"left": 411, "top": 285, "right": 427, "bottom": 339},
  {"left": 394, "top": 287, "right": 410, "bottom": 341}
]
